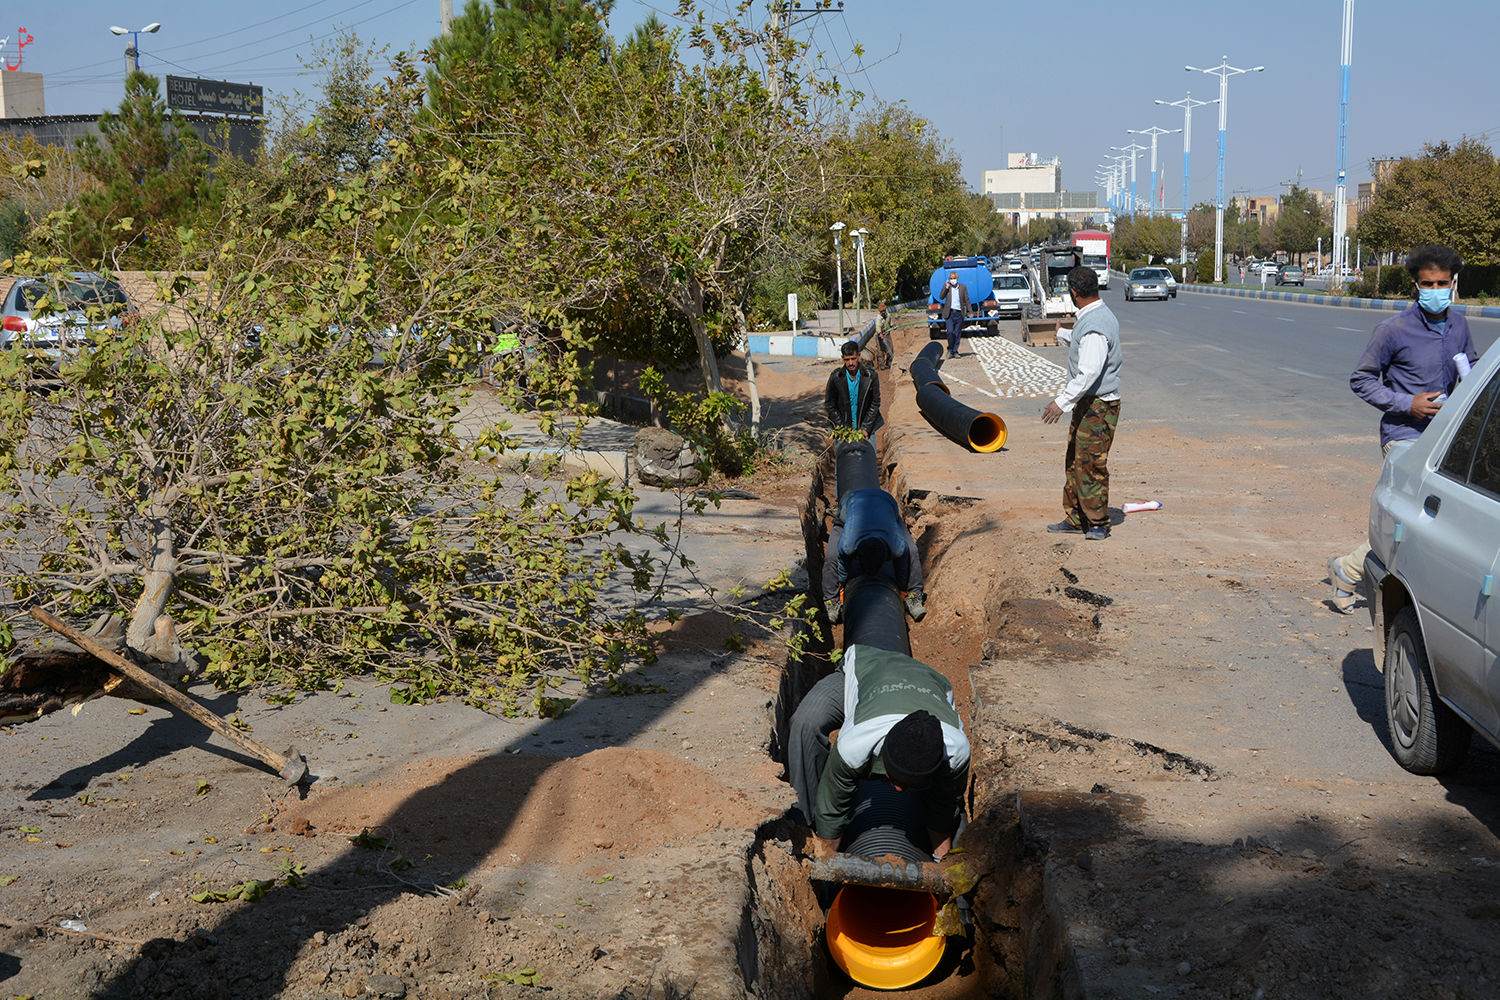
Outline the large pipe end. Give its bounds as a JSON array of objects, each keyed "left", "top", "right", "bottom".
[
  {"left": 826, "top": 885, "right": 945, "bottom": 988},
  {"left": 968, "top": 412, "right": 1007, "bottom": 453}
]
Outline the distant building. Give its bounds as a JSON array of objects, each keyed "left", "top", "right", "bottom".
[
  {"left": 0, "top": 71, "right": 260, "bottom": 162},
  {"left": 0, "top": 71, "right": 45, "bottom": 118},
  {"left": 981, "top": 152, "right": 1098, "bottom": 227}
]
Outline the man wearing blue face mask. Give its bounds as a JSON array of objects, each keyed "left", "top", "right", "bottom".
[{"left": 1325, "top": 244, "right": 1478, "bottom": 613}]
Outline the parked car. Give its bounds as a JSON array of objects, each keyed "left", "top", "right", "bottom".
[
  {"left": 1274, "top": 265, "right": 1305, "bottom": 286},
  {"left": 1365, "top": 337, "right": 1500, "bottom": 773},
  {"left": 0, "top": 272, "right": 133, "bottom": 360},
  {"left": 1124, "top": 267, "right": 1172, "bottom": 302},
  {"left": 988, "top": 272, "right": 1031, "bottom": 317}
]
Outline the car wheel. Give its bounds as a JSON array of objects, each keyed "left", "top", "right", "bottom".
[
  {"left": 929, "top": 326, "right": 943, "bottom": 340},
  {"left": 1125, "top": 290, "right": 1132, "bottom": 301},
  {"left": 1384, "top": 606, "right": 1471, "bottom": 774}
]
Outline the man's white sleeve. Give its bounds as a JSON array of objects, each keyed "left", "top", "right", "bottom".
[{"left": 1054, "top": 332, "right": 1106, "bottom": 412}]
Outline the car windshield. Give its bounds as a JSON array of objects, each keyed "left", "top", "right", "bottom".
[
  {"left": 1130, "top": 269, "right": 1166, "bottom": 280},
  {"left": 994, "top": 276, "right": 1027, "bottom": 289},
  {"left": 16, "top": 279, "right": 128, "bottom": 312},
  {"left": 1283, "top": 266, "right": 1303, "bottom": 274}
]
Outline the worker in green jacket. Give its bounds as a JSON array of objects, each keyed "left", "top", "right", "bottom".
[{"left": 787, "top": 643, "right": 969, "bottom": 860}]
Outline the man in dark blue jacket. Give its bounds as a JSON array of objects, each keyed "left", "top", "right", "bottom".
[{"left": 1326, "top": 245, "right": 1478, "bottom": 613}]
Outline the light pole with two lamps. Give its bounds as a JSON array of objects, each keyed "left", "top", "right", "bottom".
[
  {"left": 109, "top": 22, "right": 161, "bottom": 79},
  {"left": 1155, "top": 91, "right": 1218, "bottom": 268},
  {"left": 829, "top": 222, "right": 845, "bottom": 338},
  {"left": 1110, "top": 143, "right": 1146, "bottom": 215},
  {"left": 1127, "top": 125, "right": 1182, "bottom": 220},
  {"left": 1185, "top": 55, "right": 1264, "bottom": 282},
  {"left": 851, "top": 227, "right": 870, "bottom": 324}
]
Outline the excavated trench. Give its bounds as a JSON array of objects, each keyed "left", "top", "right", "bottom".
[{"left": 733, "top": 440, "right": 1083, "bottom": 999}]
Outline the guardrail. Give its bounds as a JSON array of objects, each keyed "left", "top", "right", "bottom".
[{"left": 1177, "top": 282, "right": 1500, "bottom": 319}]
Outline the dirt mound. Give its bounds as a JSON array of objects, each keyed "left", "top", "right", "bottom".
[{"left": 287, "top": 746, "right": 768, "bottom": 865}]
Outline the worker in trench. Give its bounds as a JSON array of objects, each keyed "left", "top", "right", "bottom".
[
  {"left": 788, "top": 643, "right": 970, "bottom": 861},
  {"left": 822, "top": 487, "right": 926, "bottom": 625}
]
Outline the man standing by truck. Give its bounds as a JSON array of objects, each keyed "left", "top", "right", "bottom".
[
  {"left": 938, "top": 271, "right": 970, "bottom": 360},
  {"left": 1042, "top": 266, "right": 1122, "bottom": 541}
]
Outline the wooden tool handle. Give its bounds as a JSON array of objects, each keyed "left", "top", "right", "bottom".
[{"left": 29, "top": 607, "right": 291, "bottom": 774}]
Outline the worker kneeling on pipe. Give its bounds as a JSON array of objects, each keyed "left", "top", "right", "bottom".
[
  {"left": 824, "top": 488, "right": 926, "bottom": 625},
  {"left": 788, "top": 644, "right": 970, "bottom": 862}
]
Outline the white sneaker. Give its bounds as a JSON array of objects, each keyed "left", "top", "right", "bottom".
[{"left": 1327, "top": 557, "right": 1357, "bottom": 614}]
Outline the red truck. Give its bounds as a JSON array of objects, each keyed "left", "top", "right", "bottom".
[{"left": 1071, "top": 230, "right": 1112, "bottom": 290}]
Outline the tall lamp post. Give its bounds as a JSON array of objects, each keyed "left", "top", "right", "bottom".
[
  {"left": 1156, "top": 91, "right": 1217, "bottom": 266},
  {"left": 1331, "top": 0, "right": 1354, "bottom": 289},
  {"left": 109, "top": 22, "right": 161, "bottom": 78},
  {"left": 1111, "top": 143, "right": 1146, "bottom": 215},
  {"left": 1127, "top": 126, "right": 1181, "bottom": 219},
  {"left": 851, "top": 228, "right": 870, "bottom": 323},
  {"left": 1186, "top": 55, "right": 1264, "bottom": 282},
  {"left": 830, "top": 222, "right": 845, "bottom": 338}
]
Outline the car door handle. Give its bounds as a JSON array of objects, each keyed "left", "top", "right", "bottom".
[{"left": 1424, "top": 495, "right": 1441, "bottom": 515}]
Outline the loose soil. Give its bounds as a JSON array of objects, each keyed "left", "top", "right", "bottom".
[{"left": 3, "top": 318, "right": 1500, "bottom": 1000}]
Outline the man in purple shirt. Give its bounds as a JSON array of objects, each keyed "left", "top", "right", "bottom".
[{"left": 1326, "top": 244, "right": 1478, "bottom": 613}]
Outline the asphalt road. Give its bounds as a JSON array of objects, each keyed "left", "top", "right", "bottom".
[{"left": 1099, "top": 282, "right": 1500, "bottom": 456}]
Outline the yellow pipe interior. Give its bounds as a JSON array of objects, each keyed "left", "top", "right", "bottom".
[
  {"left": 825, "top": 885, "right": 945, "bottom": 989},
  {"left": 968, "top": 412, "right": 1007, "bottom": 453}
]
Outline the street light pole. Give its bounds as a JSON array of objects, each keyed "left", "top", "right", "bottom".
[
  {"left": 1106, "top": 155, "right": 1129, "bottom": 217},
  {"left": 830, "top": 222, "right": 846, "bottom": 338},
  {"left": 1127, "top": 127, "right": 1181, "bottom": 219},
  {"left": 1156, "top": 91, "right": 1217, "bottom": 266},
  {"left": 109, "top": 22, "right": 161, "bottom": 78},
  {"left": 1186, "top": 55, "right": 1265, "bottom": 282},
  {"left": 851, "top": 228, "right": 869, "bottom": 324},
  {"left": 1111, "top": 144, "right": 1146, "bottom": 215},
  {"left": 1331, "top": 0, "right": 1354, "bottom": 290}
]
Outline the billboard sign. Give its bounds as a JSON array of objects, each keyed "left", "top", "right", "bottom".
[{"left": 166, "top": 75, "right": 263, "bottom": 116}]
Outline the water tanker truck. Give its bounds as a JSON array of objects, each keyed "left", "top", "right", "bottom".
[{"left": 926, "top": 257, "right": 1003, "bottom": 338}]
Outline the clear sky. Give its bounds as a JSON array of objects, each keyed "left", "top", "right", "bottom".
[{"left": 9, "top": 0, "right": 1500, "bottom": 204}]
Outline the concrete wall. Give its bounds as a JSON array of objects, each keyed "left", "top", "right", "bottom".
[
  {"left": 0, "top": 113, "right": 261, "bottom": 163},
  {"left": 0, "top": 71, "right": 45, "bottom": 118}
]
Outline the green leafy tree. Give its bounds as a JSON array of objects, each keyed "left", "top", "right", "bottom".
[
  {"left": 823, "top": 104, "right": 974, "bottom": 303},
  {"left": 69, "top": 72, "right": 217, "bottom": 267},
  {"left": 0, "top": 56, "right": 659, "bottom": 714},
  {"left": 1018, "top": 216, "right": 1074, "bottom": 247},
  {"left": 424, "top": 0, "right": 613, "bottom": 125},
  {"left": 1273, "top": 185, "right": 1329, "bottom": 262},
  {"left": 1357, "top": 138, "right": 1500, "bottom": 263}
]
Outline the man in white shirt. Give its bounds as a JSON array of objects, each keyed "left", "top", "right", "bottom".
[{"left": 1041, "top": 266, "right": 1122, "bottom": 541}]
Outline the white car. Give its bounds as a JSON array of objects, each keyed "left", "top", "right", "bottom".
[
  {"left": 1365, "top": 335, "right": 1500, "bottom": 774},
  {"left": 0, "top": 273, "right": 133, "bottom": 360}
]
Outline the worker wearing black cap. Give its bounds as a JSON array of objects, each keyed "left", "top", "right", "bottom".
[{"left": 788, "top": 644, "right": 970, "bottom": 860}]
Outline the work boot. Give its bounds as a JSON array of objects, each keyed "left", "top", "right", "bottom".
[
  {"left": 826, "top": 596, "right": 843, "bottom": 624},
  {"left": 904, "top": 591, "right": 928, "bottom": 622}
]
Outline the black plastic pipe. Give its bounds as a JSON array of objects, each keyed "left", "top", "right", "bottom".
[
  {"left": 911, "top": 344, "right": 1007, "bottom": 453},
  {"left": 842, "top": 576, "right": 910, "bottom": 657},
  {"left": 833, "top": 439, "right": 878, "bottom": 499}
]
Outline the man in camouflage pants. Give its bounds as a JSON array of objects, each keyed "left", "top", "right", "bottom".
[{"left": 1042, "top": 266, "right": 1121, "bottom": 541}]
